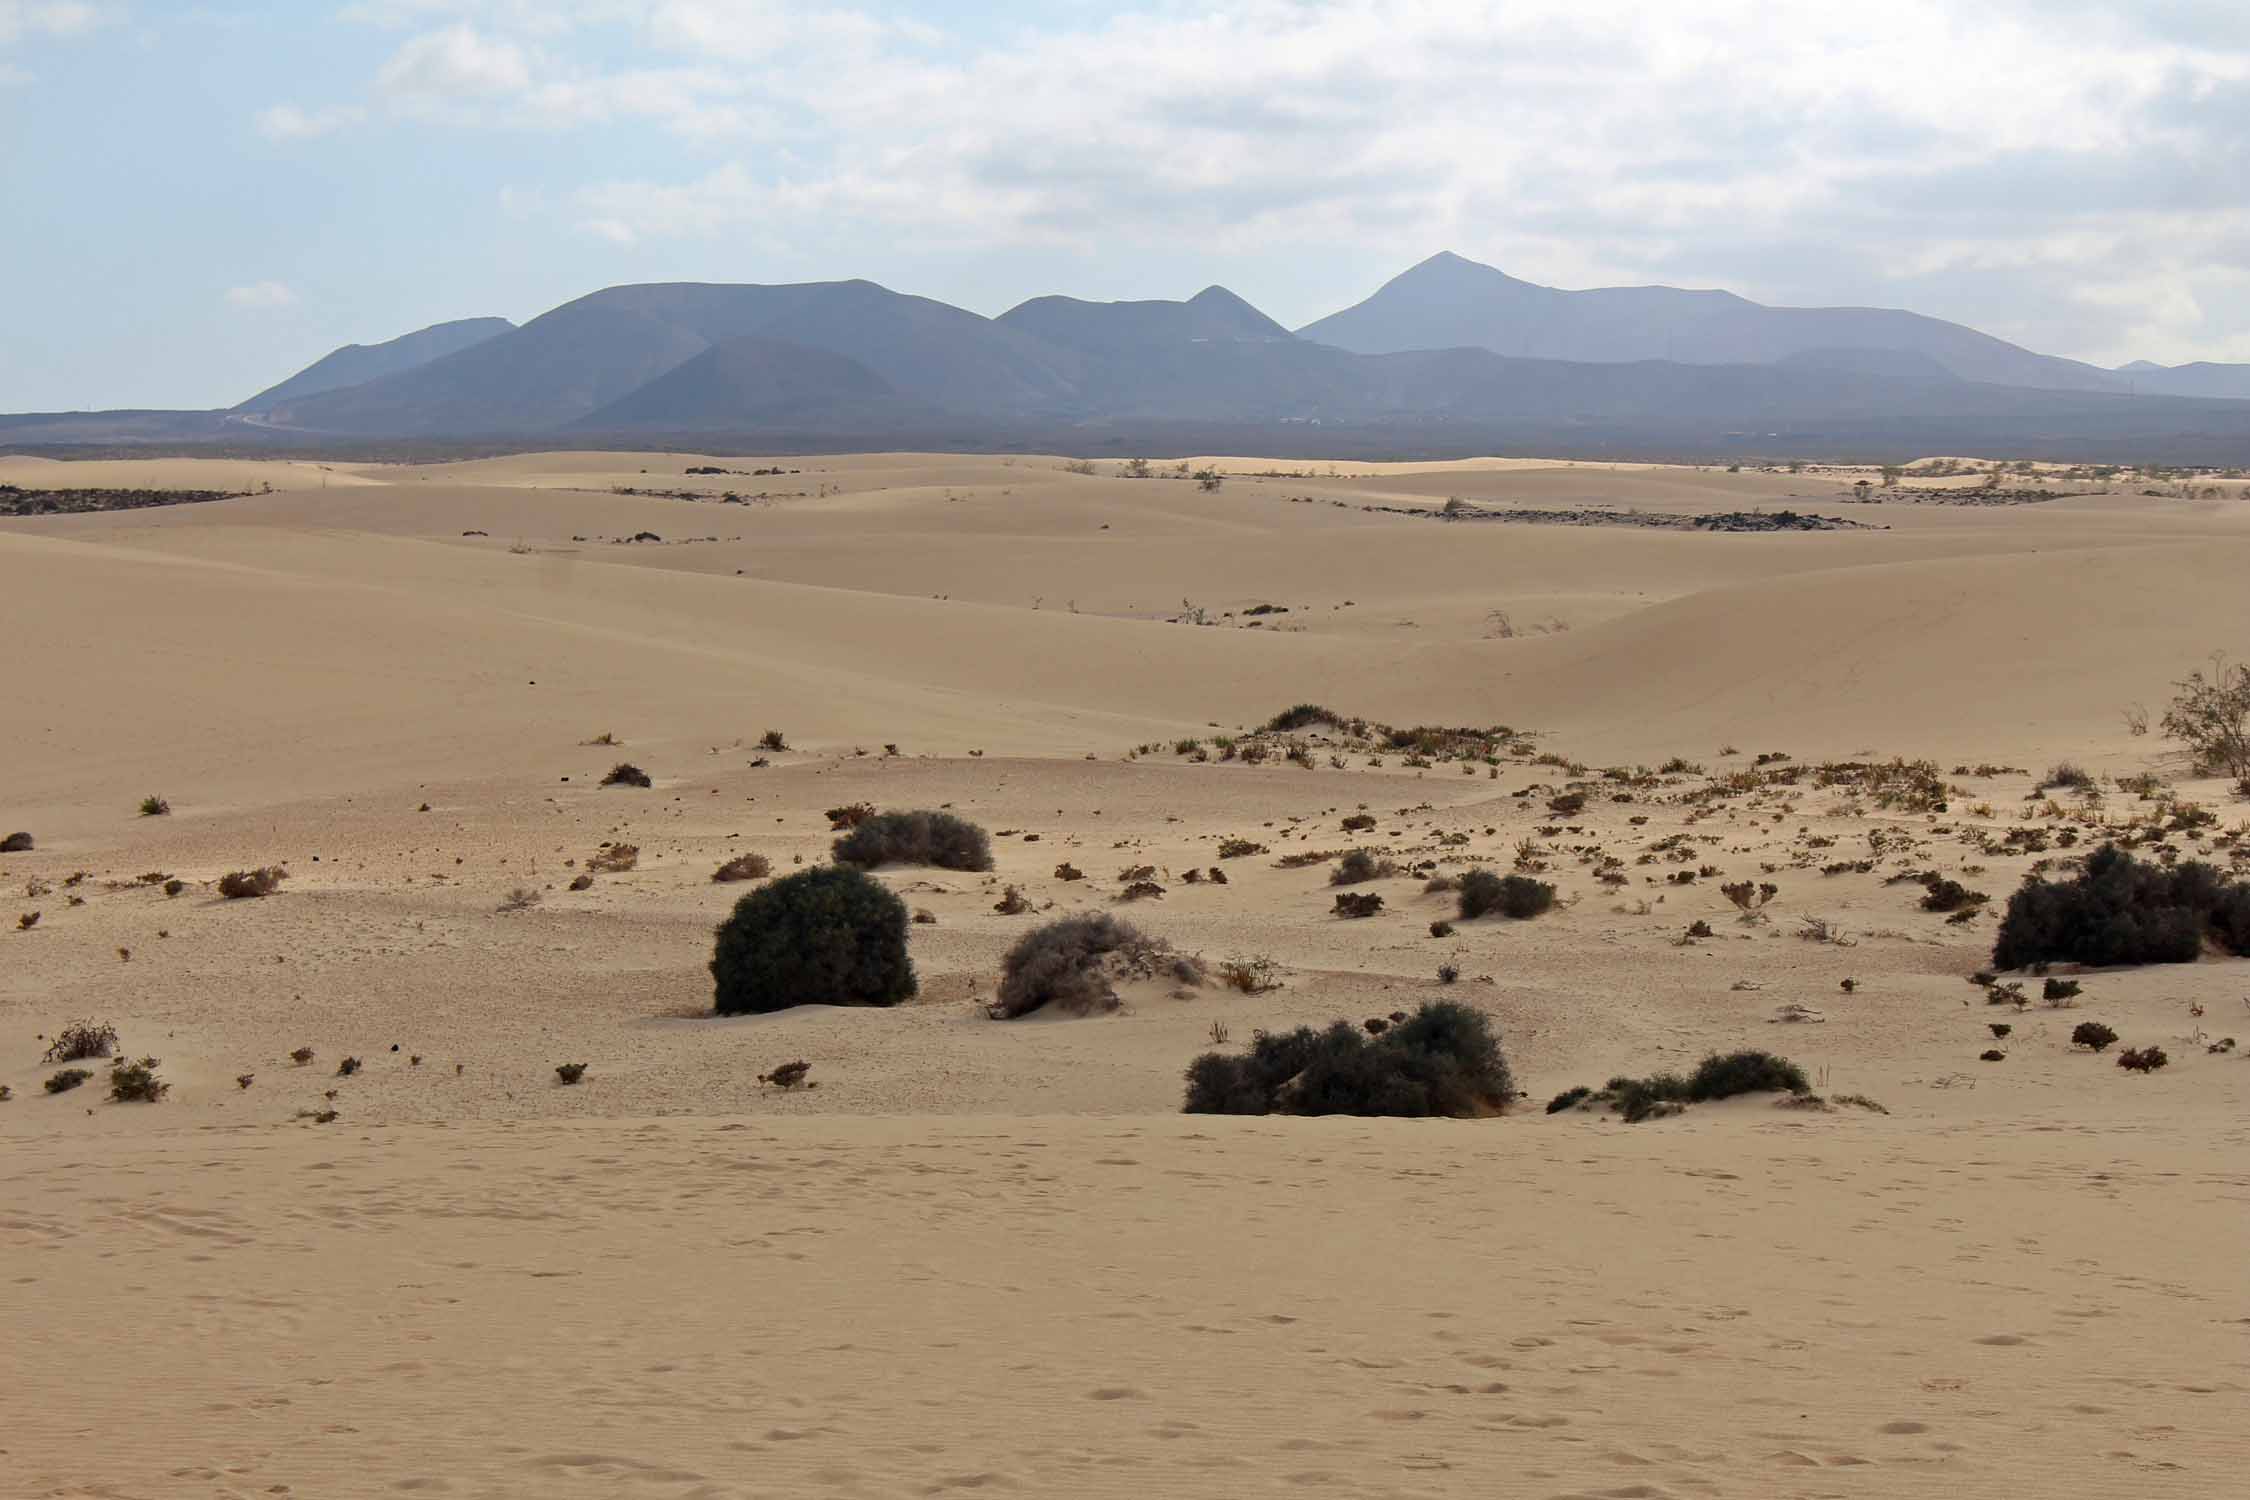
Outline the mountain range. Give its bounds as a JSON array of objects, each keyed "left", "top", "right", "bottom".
[{"left": 10, "top": 252, "right": 2250, "bottom": 461}]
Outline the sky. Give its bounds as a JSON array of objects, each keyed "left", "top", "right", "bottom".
[{"left": 6, "top": 0, "right": 2250, "bottom": 411}]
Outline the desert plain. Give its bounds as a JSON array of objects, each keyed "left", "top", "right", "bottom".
[{"left": 3, "top": 449, "right": 2247, "bottom": 1499}]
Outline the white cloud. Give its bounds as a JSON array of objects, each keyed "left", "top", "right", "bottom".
[
  {"left": 224, "top": 281, "right": 299, "bottom": 310},
  {"left": 0, "top": 2, "right": 103, "bottom": 44},
  {"left": 256, "top": 103, "right": 366, "bottom": 139},
  {"left": 311, "top": 1, "right": 2250, "bottom": 362}
]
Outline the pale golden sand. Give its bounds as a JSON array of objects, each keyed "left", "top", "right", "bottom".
[{"left": 4, "top": 451, "right": 2246, "bottom": 1497}]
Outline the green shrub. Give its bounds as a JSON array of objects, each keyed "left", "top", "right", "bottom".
[
  {"left": 218, "top": 866, "right": 287, "bottom": 899},
  {"left": 45, "top": 1067, "right": 91, "bottom": 1094},
  {"left": 1267, "top": 704, "right": 1343, "bottom": 732},
  {"left": 1182, "top": 1001, "right": 1512, "bottom": 1118},
  {"left": 1458, "top": 869, "right": 1554, "bottom": 920},
  {"left": 2117, "top": 1045, "right": 2168, "bottom": 1072},
  {"left": 2071, "top": 1021, "right": 2119, "bottom": 1051},
  {"left": 1546, "top": 1085, "right": 1593, "bottom": 1113},
  {"left": 43, "top": 1019, "right": 118, "bottom": 1063},
  {"left": 108, "top": 1057, "right": 168, "bottom": 1102},
  {"left": 709, "top": 866, "right": 915, "bottom": 1015},
  {"left": 1687, "top": 1049, "right": 1809, "bottom": 1099},
  {"left": 832, "top": 810, "right": 993, "bottom": 871},
  {"left": 993, "top": 913, "right": 1198, "bottom": 1019},
  {"left": 1992, "top": 844, "right": 2250, "bottom": 969},
  {"left": 1330, "top": 848, "right": 1393, "bottom": 885}
]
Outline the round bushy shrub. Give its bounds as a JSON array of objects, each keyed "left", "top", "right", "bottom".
[
  {"left": 1182, "top": 1000, "right": 1513, "bottom": 1118},
  {"left": 1992, "top": 843, "right": 2250, "bottom": 969},
  {"left": 832, "top": 810, "right": 993, "bottom": 872},
  {"left": 1458, "top": 869, "right": 1555, "bottom": 920},
  {"left": 995, "top": 913, "right": 1194, "bottom": 1018},
  {"left": 709, "top": 865, "right": 915, "bottom": 1015}
]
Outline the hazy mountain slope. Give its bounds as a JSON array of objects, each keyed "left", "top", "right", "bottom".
[
  {"left": 262, "top": 281, "right": 1084, "bottom": 435},
  {"left": 2117, "top": 360, "right": 2250, "bottom": 400},
  {"left": 1299, "top": 252, "right": 2124, "bottom": 393},
  {"left": 235, "top": 318, "right": 514, "bottom": 411},
  {"left": 997, "top": 286, "right": 1293, "bottom": 356},
  {"left": 569, "top": 335, "right": 908, "bottom": 431}
]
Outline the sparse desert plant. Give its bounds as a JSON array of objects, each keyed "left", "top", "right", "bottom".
[
  {"left": 2071, "top": 1021, "right": 2119, "bottom": 1051},
  {"left": 1991, "top": 844, "right": 2250, "bottom": 968},
  {"left": 1216, "top": 955, "right": 1282, "bottom": 994},
  {"left": 1437, "top": 963, "right": 1460, "bottom": 985},
  {"left": 45, "top": 1067, "right": 92, "bottom": 1094},
  {"left": 994, "top": 913, "right": 1197, "bottom": 1018},
  {"left": 290, "top": 1046, "right": 315, "bottom": 1065},
  {"left": 826, "top": 803, "right": 876, "bottom": 830},
  {"left": 1333, "top": 891, "right": 1384, "bottom": 918},
  {"left": 587, "top": 843, "right": 639, "bottom": 873},
  {"left": 1429, "top": 919, "right": 1454, "bottom": 938},
  {"left": 1458, "top": 869, "right": 1554, "bottom": 920},
  {"left": 1919, "top": 876, "right": 1988, "bottom": 914},
  {"left": 1989, "top": 1022, "right": 2012, "bottom": 1038},
  {"left": 555, "top": 1062, "right": 588, "bottom": 1085},
  {"left": 499, "top": 886, "right": 542, "bottom": 912},
  {"left": 832, "top": 810, "right": 994, "bottom": 872},
  {"left": 2040, "top": 762, "right": 2096, "bottom": 793},
  {"left": 1546, "top": 1085, "right": 1594, "bottom": 1113},
  {"left": 138, "top": 795, "right": 171, "bottom": 817},
  {"left": 337, "top": 1056, "right": 361, "bottom": 1077},
  {"left": 758, "top": 730, "right": 789, "bottom": 752},
  {"left": 601, "top": 761, "right": 652, "bottom": 788},
  {"left": 759, "top": 1060, "right": 812, "bottom": 1089},
  {"left": 1548, "top": 791, "right": 1587, "bottom": 816},
  {"left": 712, "top": 852, "right": 772, "bottom": 882},
  {"left": 710, "top": 865, "right": 915, "bottom": 1015},
  {"left": 2117, "top": 1044, "right": 2169, "bottom": 1072},
  {"left": 1723, "top": 880, "right": 1779, "bottom": 920},
  {"left": 163, "top": 878, "right": 185, "bottom": 897},
  {"left": 44, "top": 1019, "right": 120, "bottom": 1062},
  {"left": 17, "top": 911, "right": 38, "bottom": 930},
  {"left": 584, "top": 731, "right": 621, "bottom": 746},
  {"left": 217, "top": 866, "right": 287, "bottom": 899},
  {"left": 1341, "top": 813, "right": 1376, "bottom": 833},
  {"left": 1687, "top": 1049, "right": 1810, "bottom": 1100},
  {"left": 1053, "top": 861, "right": 1085, "bottom": 881},
  {"left": 108, "top": 1057, "right": 168, "bottom": 1102},
  {"left": 1119, "top": 880, "right": 1166, "bottom": 902},
  {"left": 2043, "top": 977, "right": 2082, "bottom": 1004},
  {"left": 1182, "top": 1000, "right": 1513, "bottom": 1118},
  {"left": 1330, "top": 848, "right": 1395, "bottom": 885},
  {"left": 568, "top": 873, "right": 594, "bottom": 891},
  {"left": 2160, "top": 655, "right": 2250, "bottom": 781},
  {"left": 1216, "top": 837, "right": 1268, "bottom": 859},
  {"left": 1980, "top": 1048, "right": 2007, "bottom": 1062},
  {"left": 0, "top": 832, "right": 32, "bottom": 853},
  {"left": 994, "top": 884, "right": 1032, "bottom": 914},
  {"left": 1267, "top": 704, "right": 1343, "bottom": 732}
]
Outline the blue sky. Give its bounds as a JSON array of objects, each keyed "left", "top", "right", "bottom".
[{"left": 7, "top": 0, "right": 2250, "bottom": 411}]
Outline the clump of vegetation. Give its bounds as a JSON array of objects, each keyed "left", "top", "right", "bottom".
[
  {"left": 163, "top": 878, "right": 185, "bottom": 897},
  {"left": 2043, "top": 977, "right": 2082, "bottom": 1004},
  {"left": 568, "top": 873, "right": 594, "bottom": 891},
  {"left": 1723, "top": 880, "right": 1779, "bottom": 920},
  {"left": 712, "top": 852, "right": 772, "bottom": 882},
  {"left": 1565, "top": 1050, "right": 1810, "bottom": 1123},
  {"left": 2039, "top": 762, "right": 2096, "bottom": 793},
  {"left": 1458, "top": 868, "right": 1555, "bottom": 920},
  {"left": 138, "top": 795, "right": 171, "bottom": 817},
  {"left": 1216, "top": 955, "right": 1282, "bottom": 994},
  {"left": 1341, "top": 812, "right": 1377, "bottom": 833},
  {"left": 1919, "top": 876, "right": 1988, "bottom": 914},
  {"left": 1548, "top": 791, "right": 1587, "bottom": 817},
  {"left": 1333, "top": 891, "right": 1384, "bottom": 918},
  {"left": 1429, "top": 919, "right": 1454, "bottom": 938},
  {"left": 710, "top": 865, "right": 915, "bottom": 1015},
  {"left": 1991, "top": 844, "right": 2250, "bottom": 969},
  {"left": 2071, "top": 1021, "right": 2119, "bottom": 1051},
  {"left": 993, "top": 913, "right": 1199, "bottom": 1018},
  {"left": 217, "top": 866, "right": 287, "bottom": 899},
  {"left": 46, "top": 1067, "right": 92, "bottom": 1094},
  {"left": 1183, "top": 1000, "right": 1513, "bottom": 1118},
  {"left": 290, "top": 1046, "right": 315, "bottom": 1065},
  {"left": 108, "top": 1057, "right": 168, "bottom": 1102},
  {"left": 832, "top": 810, "right": 994, "bottom": 871},
  {"left": 555, "top": 1062, "right": 588, "bottom": 1085},
  {"left": 1053, "top": 861, "right": 1084, "bottom": 881},
  {"left": 1546, "top": 1084, "right": 1594, "bottom": 1113},
  {"left": 994, "top": 884, "right": 1032, "bottom": 914},
  {"left": 2117, "top": 1045, "right": 2169, "bottom": 1072},
  {"left": 1, "top": 832, "right": 33, "bottom": 853},
  {"left": 2160, "top": 656, "right": 2250, "bottom": 784},
  {"left": 43, "top": 1019, "right": 119, "bottom": 1063},
  {"left": 601, "top": 762, "right": 652, "bottom": 788},
  {"left": 1267, "top": 704, "right": 1344, "bottom": 733},
  {"left": 587, "top": 843, "right": 639, "bottom": 873},
  {"left": 1329, "top": 848, "right": 1395, "bottom": 885},
  {"left": 826, "top": 803, "right": 876, "bottom": 830},
  {"left": 759, "top": 1059, "right": 812, "bottom": 1089},
  {"left": 499, "top": 886, "right": 542, "bottom": 912},
  {"left": 1216, "top": 837, "right": 1268, "bottom": 859},
  {"left": 759, "top": 730, "right": 789, "bottom": 752}
]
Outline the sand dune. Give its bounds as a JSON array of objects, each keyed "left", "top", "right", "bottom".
[{"left": 5, "top": 450, "right": 2246, "bottom": 1497}]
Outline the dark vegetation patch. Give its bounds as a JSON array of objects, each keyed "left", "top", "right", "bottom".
[
  {"left": 0, "top": 485, "right": 241, "bottom": 516},
  {"left": 993, "top": 913, "right": 1201, "bottom": 1019},
  {"left": 1992, "top": 844, "right": 2250, "bottom": 969},
  {"left": 832, "top": 810, "right": 994, "bottom": 872},
  {"left": 710, "top": 865, "right": 914, "bottom": 1015},
  {"left": 1183, "top": 1001, "right": 1513, "bottom": 1118}
]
